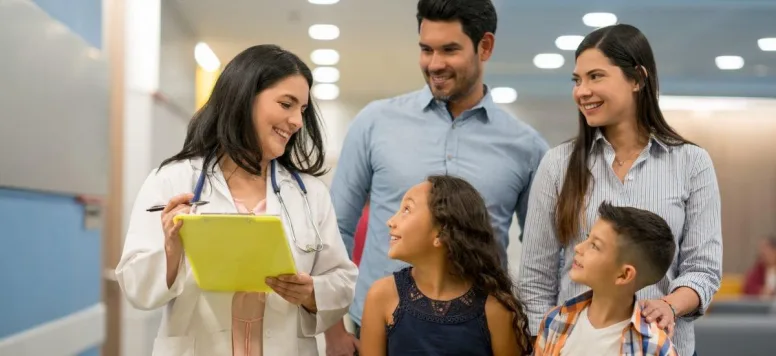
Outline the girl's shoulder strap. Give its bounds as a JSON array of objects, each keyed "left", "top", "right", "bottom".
[{"left": 392, "top": 266, "right": 414, "bottom": 301}]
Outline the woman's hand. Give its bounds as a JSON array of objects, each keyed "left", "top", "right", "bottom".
[
  {"left": 266, "top": 273, "right": 316, "bottom": 312},
  {"left": 640, "top": 299, "right": 676, "bottom": 337},
  {"left": 161, "top": 193, "right": 193, "bottom": 287}
]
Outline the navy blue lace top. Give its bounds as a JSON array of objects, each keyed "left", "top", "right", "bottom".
[{"left": 386, "top": 267, "right": 492, "bottom": 356}]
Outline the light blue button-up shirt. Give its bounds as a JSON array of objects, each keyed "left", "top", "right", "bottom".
[{"left": 330, "top": 85, "right": 549, "bottom": 324}]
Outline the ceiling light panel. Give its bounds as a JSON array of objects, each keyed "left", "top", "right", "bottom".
[
  {"left": 555, "top": 35, "right": 584, "bottom": 51},
  {"left": 310, "top": 49, "right": 340, "bottom": 65},
  {"left": 491, "top": 87, "right": 518, "bottom": 104},
  {"left": 758, "top": 38, "right": 776, "bottom": 51},
  {"left": 194, "top": 42, "right": 220, "bottom": 72},
  {"left": 309, "top": 24, "right": 340, "bottom": 40},
  {"left": 533, "top": 53, "right": 565, "bottom": 69},
  {"left": 312, "top": 83, "right": 339, "bottom": 100},
  {"left": 582, "top": 12, "right": 617, "bottom": 27},
  {"left": 313, "top": 67, "right": 340, "bottom": 83},
  {"left": 715, "top": 55, "right": 744, "bottom": 70}
]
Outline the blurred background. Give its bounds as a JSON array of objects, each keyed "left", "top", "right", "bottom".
[{"left": 0, "top": 0, "right": 775, "bottom": 355}]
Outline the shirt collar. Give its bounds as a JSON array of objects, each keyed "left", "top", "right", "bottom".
[
  {"left": 418, "top": 84, "right": 496, "bottom": 121},
  {"left": 559, "top": 290, "right": 653, "bottom": 338},
  {"left": 590, "top": 128, "right": 670, "bottom": 152}
]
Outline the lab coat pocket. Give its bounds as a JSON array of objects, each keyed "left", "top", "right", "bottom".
[
  {"left": 266, "top": 291, "right": 293, "bottom": 313},
  {"left": 196, "top": 330, "right": 232, "bottom": 356},
  {"left": 152, "top": 336, "right": 194, "bottom": 356}
]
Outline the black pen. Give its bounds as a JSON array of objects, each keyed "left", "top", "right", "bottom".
[{"left": 146, "top": 201, "right": 210, "bottom": 212}]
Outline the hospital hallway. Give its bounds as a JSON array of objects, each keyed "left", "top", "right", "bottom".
[{"left": 1, "top": 0, "right": 776, "bottom": 355}]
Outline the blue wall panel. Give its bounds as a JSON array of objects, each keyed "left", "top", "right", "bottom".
[
  {"left": 0, "top": 0, "right": 105, "bottom": 353},
  {"left": 31, "top": 0, "right": 102, "bottom": 49},
  {"left": 0, "top": 189, "right": 101, "bottom": 338}
]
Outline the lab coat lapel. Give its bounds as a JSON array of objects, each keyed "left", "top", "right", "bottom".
[
  {"left": 266, "top": 163, "right": 315, "bottom": 274},
  {"left": 263, "top": 163, "right": 306, "bottom": 315},
  {"left": 264, "top": 163, "right": 285, "bottom": 217},
  {"left": 189, "top": 157, "right": 236, "bottom": 213}
]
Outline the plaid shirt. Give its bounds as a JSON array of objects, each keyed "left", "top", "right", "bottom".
[{"left": 534, "top": 291, "right": 678, "bottom": 356}]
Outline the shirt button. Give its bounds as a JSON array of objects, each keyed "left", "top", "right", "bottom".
[{"left": 265, "top": 330, "right": 272, "bottom": 338}]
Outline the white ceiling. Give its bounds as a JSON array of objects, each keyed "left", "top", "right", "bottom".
[{"left": 171, "top": 0, "right": 776, "bottom": 100}]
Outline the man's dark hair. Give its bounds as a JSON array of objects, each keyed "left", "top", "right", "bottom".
[
  {"left": 416, "top": 0, "right": 497, "bottom": 50},
  {"left": 597, "top": 201, "right": 676, "bottom": 288}
]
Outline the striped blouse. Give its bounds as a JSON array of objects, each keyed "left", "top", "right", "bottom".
[{"left": 518, "top": 130, "right": 722, "bottom": 356}]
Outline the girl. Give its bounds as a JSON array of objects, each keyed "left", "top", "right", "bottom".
[
  {"left": 360, "top": 175, "right": 532, "bottom": 356},
  {"left": 518, "top": 24, "right": 722, "bottom": 356},
  {"left": 116, "top": 44, "right": 357, "bottom": 356}
]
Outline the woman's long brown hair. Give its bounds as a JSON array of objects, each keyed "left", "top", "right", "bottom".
[
  {"left": 556, "top": 24, "right": 692, "bottom": 246},
  {"left": 427, "top": 175, "right": 532, "bottom": 355}
]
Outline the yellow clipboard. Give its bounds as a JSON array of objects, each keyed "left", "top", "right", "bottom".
[{"left": 173, "top": 214, "right": 297, "bottom": 293}]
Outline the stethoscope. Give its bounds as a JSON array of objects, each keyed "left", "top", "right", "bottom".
[{"left": 189, "top": 159, "right": 324, "bottom": 254}]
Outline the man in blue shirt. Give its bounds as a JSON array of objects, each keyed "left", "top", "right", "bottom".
[{"left": 324, "top": 0, "right": 549, "bottom": 354}]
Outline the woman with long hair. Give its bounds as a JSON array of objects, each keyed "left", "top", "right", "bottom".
[
  {"left": 518, "top": 24, "right": 722, "bottom": 356},
  {"left": 360, "top": 175, "right": 533, "bottom": 355},
  {"left": 116, "top": 44, "right": 357, "bottom": 356}
]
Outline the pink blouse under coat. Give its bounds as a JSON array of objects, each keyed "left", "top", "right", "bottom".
[{"left": 231, "top": 198, "right": 267, "bottom": 356}]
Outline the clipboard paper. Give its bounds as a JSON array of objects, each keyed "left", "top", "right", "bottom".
[{"left": 174, "top": 214, "right": 297, "bottom": 292}]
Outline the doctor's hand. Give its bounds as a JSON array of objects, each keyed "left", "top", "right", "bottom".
[
  {"left": 161, "top": 193, "right": 194, "bottom": 249},
  {"left": 266, "top": 273, "right": 316, "bottom": 312},
  {"left": 161, "top": 193, "right": 193, "bottom": 288},
  {"left": 325, "top": 321, "right": 360, "bottom": 356}
]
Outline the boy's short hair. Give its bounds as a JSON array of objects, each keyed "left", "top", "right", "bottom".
[{"left": 597, "top": 201, "right": 676, "bottom": 288}]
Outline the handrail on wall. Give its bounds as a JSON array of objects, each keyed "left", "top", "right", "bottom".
[{"left": 152, "top": 91, "right": 193, "bottom": 121}]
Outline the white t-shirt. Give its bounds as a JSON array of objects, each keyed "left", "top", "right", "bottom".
[{"left": 561, "top": 307, "right": 630, "bottom": 356}]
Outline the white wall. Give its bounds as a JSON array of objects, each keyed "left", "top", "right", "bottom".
[
  {"left": 316, "top": 98, "right": 371, "bottom": 187},
  {"left": 121, "top": 1, "right": 195, "bottom": 355}
]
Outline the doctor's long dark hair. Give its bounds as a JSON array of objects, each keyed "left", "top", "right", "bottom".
[
  {"left": 426, "top": 175, "right": 532, "bottom": 355},
  {"left": 555, "top": 24, "right": 691, "bottom": 245},
  {"left": 159, "top": 44, "right": 326, "bottom": 176}
]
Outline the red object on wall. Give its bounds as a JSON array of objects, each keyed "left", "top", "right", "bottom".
[
  {"left": 353, "top": 204, "right": 369, "bottom": 266},
  {"left": 743, "top": 259, "right": 767, "bottom": 295}
]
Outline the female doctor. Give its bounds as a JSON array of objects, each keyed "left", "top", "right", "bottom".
[{"left": 115, "top": 44, "right": 358, "bottom": 356}]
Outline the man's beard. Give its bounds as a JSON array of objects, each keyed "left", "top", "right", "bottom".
[{"left": 427, "top": 66, "right": 480, "bottom": 103}]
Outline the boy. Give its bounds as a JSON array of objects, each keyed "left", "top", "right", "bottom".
[{"left": 534, "top": 202, "right": 678, "bottom": 356}]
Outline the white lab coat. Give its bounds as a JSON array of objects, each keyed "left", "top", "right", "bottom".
[{"left": 115, "top": 158, "right": 358, "bottom": 356}]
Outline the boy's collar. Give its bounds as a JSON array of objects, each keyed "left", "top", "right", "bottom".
[{"left": 560, "top": 290, "right": 654, "bottom": 338}]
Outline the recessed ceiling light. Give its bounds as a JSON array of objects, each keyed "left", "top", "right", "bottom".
[
  {"left": 309, "top": 0, "right": 339, "bottom": 4},
  {"left": 533, "top": 53, "right": 565, "bottom": 69},
  {"left": 715, "top": 55, "right": 744, "bottom": 70},
  {"left": 194, "top": 42, "right": 220, "bottom": 72},
  {"left": 757, "top": 38, "right": 776, "bottom": 51},
  {"left": 491, "top": 87, "right": 518, "bottom": 104},
  {"left": 312, "top": 83, "right": 339, "bottom": 100},
  {"left": 308, "top": 24, "right": 340, "bottom": 40},
  {"left": 313, "top": 67, "right": 340, "bottom": 83},
  {"left": 555, "top": 35, "right": 584, "bottom": 51},
  {"left": 310, "top": 49, "right": 340, "bottom": 65},
  {"left": 582, "top": 12, "right": 617, "bottom": 28}
]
